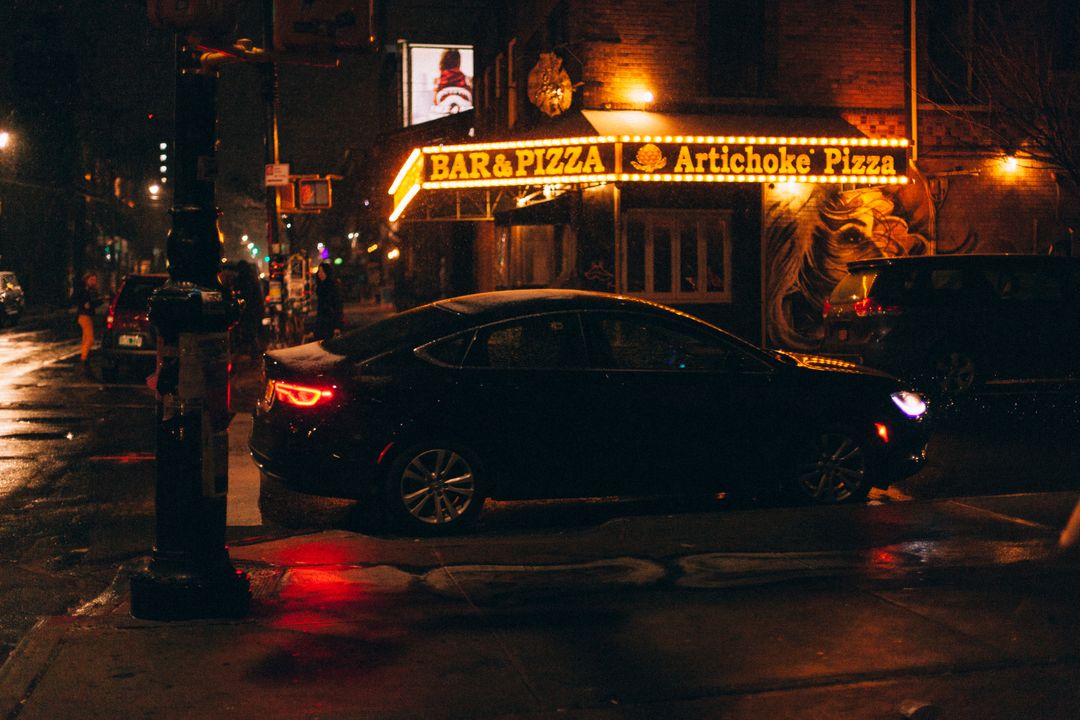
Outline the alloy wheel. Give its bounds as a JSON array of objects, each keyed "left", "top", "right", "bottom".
[
  {"left": 794, "top": 431, "right": 867, "bottom": 503},
  {"left": 398, "top": 448, "right": 477, "bottom": 525},
  {"left": 937, "top": 351, "right": 977, "bottom": 396}
]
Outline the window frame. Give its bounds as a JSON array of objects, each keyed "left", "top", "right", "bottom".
[{"left": 618, "top": 209, "right": 733, "bottom": 303}]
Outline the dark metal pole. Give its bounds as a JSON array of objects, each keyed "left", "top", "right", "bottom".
[
  {"left": 263, "top": 0, "right": 283, "bottom": 257},
  {"left": 130, "top": 35, "right": 249, "bottom": 620}
]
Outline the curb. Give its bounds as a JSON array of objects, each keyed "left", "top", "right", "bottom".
[{"left": 0, "top": 619, "right": 67, "bottom": 719}]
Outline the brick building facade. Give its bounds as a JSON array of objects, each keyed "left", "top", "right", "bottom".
[{"left": 385, "top": 0, "right": 1078, "bottom": 349}]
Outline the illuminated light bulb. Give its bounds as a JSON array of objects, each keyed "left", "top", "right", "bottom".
[{"left": 1003, "top": 155, "right": 1019, "bottom": 172}]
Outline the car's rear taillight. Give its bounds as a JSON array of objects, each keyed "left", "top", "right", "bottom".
[
  {"left": 106, "top": 295, "right": 119, "bottom": 330},
  {"left": 272, "top": 381, "right": 336, "bottom": 408},
  {"left": 853, "top": 297, "right": 902, "bottom": 317},
  {"left": 821, "top": 300, "right": 833, "bottom": 318}
]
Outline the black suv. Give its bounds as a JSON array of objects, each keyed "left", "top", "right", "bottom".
[
  {"left": 821, "top": 254, "right": 1080, "bottom": 396},
  {"left": 0, "top": 271, "right": 24, "bottom": 326},
  {"left": 100, "top": 273, "right": 168, "bottom": 381}
]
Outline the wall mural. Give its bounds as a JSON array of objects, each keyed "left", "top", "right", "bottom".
[{"left": 764, "top": 173, "right": 934, "bottom": 350}]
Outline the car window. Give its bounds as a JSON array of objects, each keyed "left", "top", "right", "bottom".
[
  {"left": 929, "top": 269, "right": 963, "bottom": 291},
  {"left": 462, "top": 313, "right": 585, "bottom": 369},
  {"left": 587, "top": 314, "right": 744, "bottom": 372},
  {"left": 868, "top": 268, "right": 923, "bottom": 303},
  {"left": 116, "top": 278, "right": 166, "bottom": 310},
  {"left": 416, "top": 332, "right": 473, "bottom": 367},
  {"left": 998, "top": 270, "right": 1062, "bottom": 302},
  {"left": 325, "top": 304, "right": 471, "bottom": 359},
  {"left": 829, "top": 269, "right": 879, "bottom": 303}
]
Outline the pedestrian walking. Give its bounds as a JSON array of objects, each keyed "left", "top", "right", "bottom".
[
  {"left": 73, "top": 272, "right": 101, "bottom": 378},
  {"left": 315, "top": 261, "right": 343, "bottom": 342}
]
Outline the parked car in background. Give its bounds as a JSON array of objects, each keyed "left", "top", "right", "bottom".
[
  {"left": 250, "top": 289, "right": 930, "bottom": 534},
  {"left": 100, "top": 273, "right": 168, "bottom": 381},
  {"left": 821, "top": 254, "right": 1080, "bottom": 398},
  {"left": 0, "top": 271, "right": 25, "bottom": 326}
]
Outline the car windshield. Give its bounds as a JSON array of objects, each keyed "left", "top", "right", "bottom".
[
  {"left": 116, "top": 278, "right": 166, "bottom": 310},
  {"left": 323, "top": 304, "right": 471, "bottom": 359},
  {"left": 830, "top": 269, "right": 879, "bottom": 303}
]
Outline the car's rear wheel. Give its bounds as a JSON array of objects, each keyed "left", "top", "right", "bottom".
[
  {"left": 788, "top": 427, "right": 871, "bottom": 504},
  {"left": 384, "top": 442, "right": 486, "bottom": 534}
]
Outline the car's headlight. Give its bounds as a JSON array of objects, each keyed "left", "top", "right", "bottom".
[{"left": 890, "top": 390, "right": 927, "bottom": 418}]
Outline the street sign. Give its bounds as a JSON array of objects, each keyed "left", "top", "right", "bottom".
[{"left": 265, "top": 163, "right": 291, "bottom": 187}]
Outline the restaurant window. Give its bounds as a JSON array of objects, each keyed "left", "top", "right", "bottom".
[
  {"left": 494, "top": 224, "right": 574, "bottom": 289},
  {"left": 619, "top": 211, "right": 732, "bottom": 303},
  {"left": 706, "top": 0, "right": 775, "bottom": 98}
]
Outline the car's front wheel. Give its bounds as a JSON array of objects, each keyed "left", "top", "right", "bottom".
[
  {"left": 788, "top": 427, "right": 871, "bottom": 504},
  {"left": 383, "top": 442, "right": 486, "bottom": 534}
]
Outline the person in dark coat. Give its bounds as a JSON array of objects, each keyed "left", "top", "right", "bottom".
[
  {"left": 234, "top": 260, "right": 266, "bottom": 365},
  {"left": 315, "top": 261, "right": 344, "bottom": 342}
]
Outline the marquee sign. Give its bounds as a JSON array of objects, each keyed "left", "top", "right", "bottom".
[{"left": 389, "top": 134, "right": 910, "bottom": 221}]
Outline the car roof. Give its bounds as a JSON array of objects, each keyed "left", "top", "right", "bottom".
[
  {"left": 846, "top": 254, "right": 1079, "bottom": 272},
  {"left": 434, "top": 289, "right": 677, "bottom": 322},
  {"left": 324, "top": 289, "right": 720, "bottom": 361}
]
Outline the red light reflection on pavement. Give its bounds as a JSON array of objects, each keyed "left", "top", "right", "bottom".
[
  {"left": 273, "top": 540, "right": 358, "bottom": 567},
  {"left": 87, "top": 453, "right": 156, "bottom": 463},
  {"left": 271, "top": 567, "right": 374, "bottom": 631}
]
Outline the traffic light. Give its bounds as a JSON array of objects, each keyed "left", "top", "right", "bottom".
[{"left": 297, "top": 178, "right": 332, "bottom": 209}]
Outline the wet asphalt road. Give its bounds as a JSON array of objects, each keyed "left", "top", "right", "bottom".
[
  {"left": 2, "top": 309, "right": 1080, "bottom": 669},
  {"left": 0, "top": 312, "right": 157, "bottom": 660}
]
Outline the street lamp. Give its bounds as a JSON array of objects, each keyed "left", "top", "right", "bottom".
[{"left": 0, "top": 131, "right": 10, "bottom": 149}]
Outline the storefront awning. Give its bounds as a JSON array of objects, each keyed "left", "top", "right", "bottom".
[{"left": 388, "top": 110, "right": 910, "bottom": 223}]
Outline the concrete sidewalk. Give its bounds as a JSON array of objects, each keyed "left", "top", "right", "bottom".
[{"left": 2, "top": 493, "right": 1079, "bottom": 720}]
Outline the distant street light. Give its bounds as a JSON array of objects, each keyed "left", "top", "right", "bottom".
[
  {"left": 148, "top": 183, "right": 162, "bottom": 197},
  {"left": 0, "top": 131, "right": 10, "bottom": 149}
]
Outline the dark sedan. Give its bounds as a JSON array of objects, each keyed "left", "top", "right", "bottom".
[{"left": 250, "top": 290, "right": 930, "bottom": 533}]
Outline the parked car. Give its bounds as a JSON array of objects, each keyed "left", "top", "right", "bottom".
[
  {"left": 821, "top": 254, "right": 1080, "bottom": 398},
  {"left": 100, "top": 273, "right": 169, "bottom": 381},
  {"left": 0, "top": 271, "right": 25, "bottom": 326},
  {"left": 250, "top": 289, "right": 930, "bottom": 534}
]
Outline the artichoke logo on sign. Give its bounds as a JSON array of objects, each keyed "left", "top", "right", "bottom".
[{"left": 631, "top": 143, "right": 667, "bottom": 172}]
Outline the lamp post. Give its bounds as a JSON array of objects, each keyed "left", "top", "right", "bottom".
[{"left": 129, "top": 35, "right": 249, "bottom": 620}]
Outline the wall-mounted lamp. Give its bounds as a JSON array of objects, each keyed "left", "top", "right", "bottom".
[{"left": 1002, "top": 155, "right": 1019, "bottom": 172}]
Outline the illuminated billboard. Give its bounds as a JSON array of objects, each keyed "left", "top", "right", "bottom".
[{"left": 401, "top": 42, "right": 474, "bottom": 127}]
